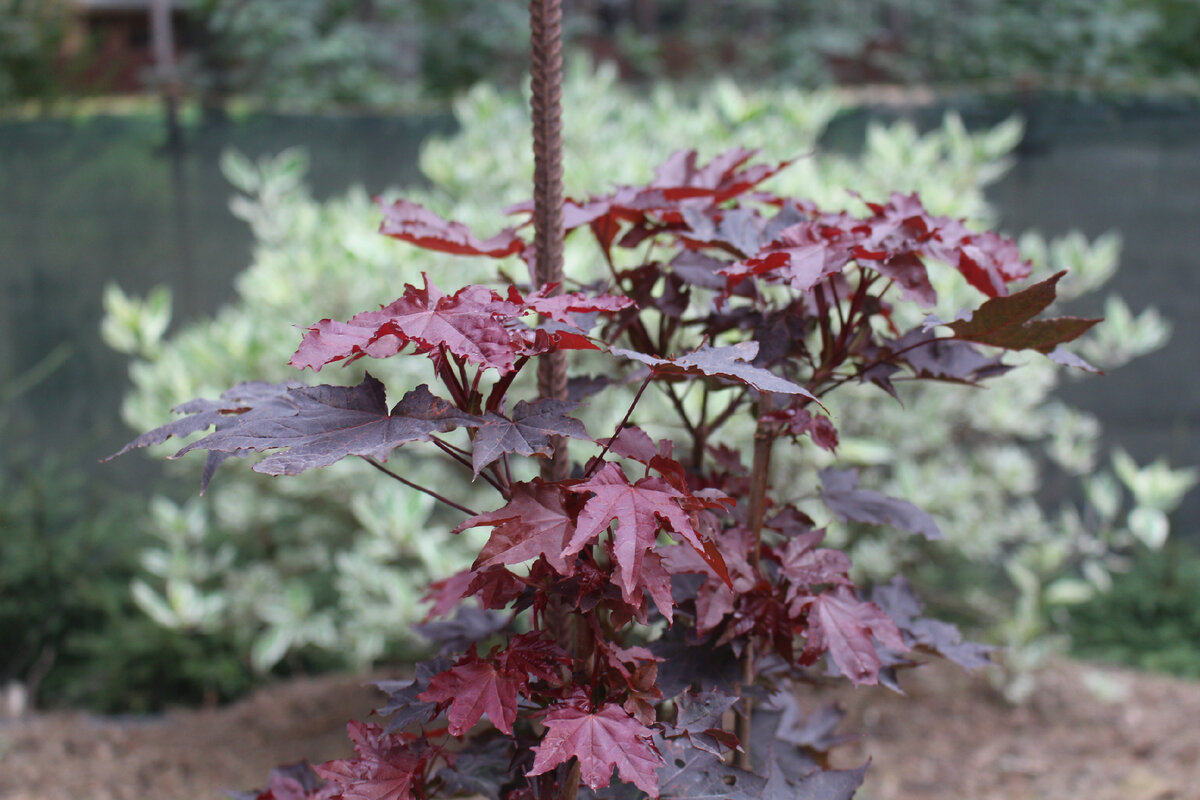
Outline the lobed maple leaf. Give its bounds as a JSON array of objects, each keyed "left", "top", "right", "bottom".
[
  {"left": 665, "top": 690, "right": 741, "bottom": 757},
  {"left": 794, "top": 587, "right": 907, "bottom": 686},
  {"left": 314, "top": 721, "right": 431, "bottom": 800},
  {"left": 455, "top": 480, "right": 577, "bottom": 576},
  {"left": 292, "top": 276, "right": 619, "bottom": 376},
  {"left": 471, "top": 399, "right": 592, "bottom": 476},
  {"left": 527, "top": 693, "right": 662, "bottom": 796},
  {"left": 513, "top": 149, "right": 789, "bottom": 254},
  {"left": 611, "top": 342, "right": 818, "bottom": 401},
  {"left": 177, "top": 378, "right": 480, "bottom": 488},
  {"left": 291, "top": 276, "right": 523, "bottom": 373},
  {"left": 565, "top": 463, "right": 721, "bottom": 605},
  {"left": 379, "top": 197, "right": 526, "bottom": 258},
  {"left": 819, "top": 468, "right": 943, "bottom": 541},
  {"left": 418, "top": 657, "right": 522, "bottom": 735},
  {"left": 943, "top": 270, "right": 1101, "bottom": 357},
  {"left": 108, "top": 377, "right": 481, "bottom": 493}
]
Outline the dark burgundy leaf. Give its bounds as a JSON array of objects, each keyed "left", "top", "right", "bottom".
[
  {"left": 787, "top": 762, "right": 869, "bottom": 800},
  {"left": 795, "top": 587, "right": 907, "bottom": 687},
  {"left": 666, "top": 690, "right": 742, "bottom": 756},
  {"left": 455, "top": 480, "right": 577, "bottom": 576},
  {"left": 656, "top": 736, "right": 763, "bottom": 800},
  {"left": 769, "top": 692, "right": 856, "bottom": 755},
  {"left": 819, "top": 468, "right": 943, "bottom": 541},
  {"left": 1047, "top": 345, "right": 1101, "bottom": 373},
  {"left": 413, "top": 606, "right": 508, "bottom": 654},
  {"left": 611, "top": 342, "right": 817, "bottom": 400},
  {"left": 870, "top": 576, "right": 994, "bottom": 669},
  {"left": 471, "top": 399, "right": 591, "bottom": 475},
  {"left": 527, "top": 695, "right": 662, "bottom": 795},
  {"left": 945, "top": 271, "right": 1101, "bottom": 354},
  {"left": 437, "top": 734, "right": 513, "bottom": 800},
  {"left": 888, "top": 328, "right": 1011, "bottom": 384},
  {"left": 681, "top": 206, "right": 766, "bottom": 257},
  {"left": 373, "top": 657, "right": 451, "bottom": 733},
  {"left": 168, "top": 378, "right": 479, "bottom": 488},
  {"left": 379, "top": 197, "right": 526, "bottom": 258},
  {"left": 650, "top": 627, "right": 741, "bottom": 698}
]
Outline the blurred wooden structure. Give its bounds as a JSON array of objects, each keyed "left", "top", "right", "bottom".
[{"left": 63, "top": 0, "right": 188, "bottom": 92}]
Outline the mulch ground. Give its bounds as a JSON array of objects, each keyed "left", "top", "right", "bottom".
[{"left": 2, "top": 658, "right": 1198, "bottom": 800}]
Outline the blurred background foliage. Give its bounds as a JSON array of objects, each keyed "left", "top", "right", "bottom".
[
  {"left": 2, "top": 0, "right": 1199, "bottom": 111},
  {"left": 2, "top": 1, "right": 1198, "bottom": 712}
]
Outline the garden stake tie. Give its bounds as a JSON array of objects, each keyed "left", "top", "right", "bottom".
[{"left": 530, "top": 0, "right": 570, "bottom": 483}]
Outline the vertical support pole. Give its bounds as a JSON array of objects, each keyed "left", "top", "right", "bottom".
[
  {"left": 529, "top": 0, "right": 570, "bottom": 482},
  {"left": 149, "top": 0, "right": 182, "bottom": 150}
]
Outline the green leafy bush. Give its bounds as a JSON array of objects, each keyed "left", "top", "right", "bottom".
[
  {"left": 106, "top": 63, "right": 1187, "bottom": 693},
  {"left": 1066, "top": 542, "right": 1200, "bottom": 678}
]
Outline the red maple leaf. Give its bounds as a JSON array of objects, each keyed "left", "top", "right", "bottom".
[
  {"left": 378, "top": 198, "right": 526, "bottom": 258},
  {"left": 454, "top": 480, "right": 577, "bottom": 576},
  {"left": 513, "top": 284, "right": 636, "bottom": 327},
  {"left": 418, "top": 657, "right": 521, "bottom": 735},
  {"left": 794, "top": 587, "right": 907, "bottom": 686},
  {"left": 527, "top": 694, "right": 662, "bottom": 795},
  {"left": 291, "top": 275, "right": 522, "bottom": 374},
  {"left": 565, "top": 463, "right": 716, "bottom": 603},
  {"left": 314, "top": 722, "right": 430, "bottom": 800}
]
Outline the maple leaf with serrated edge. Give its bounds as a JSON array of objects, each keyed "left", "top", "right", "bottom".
[
  {"left": 778, "top": 531, "right": 854, "bottom": 598},
  {"left": 514, "top": 284, "right": 636, "bottom": 327},
  {"left": 418, "top": 656, "right": 521, "bottom": 735},
  {"left": 943, "top": 270, "right": 1101, "bottom": 355},
  {"left": 171, "top": 378, "right": 480, "bottom": 490},
  {"left": 314, "top": 721, "right": 431, "bottom": 800},
  {"left": 611, "top": 342, "right": 818, "bottom": 401},
  {"left": 666, "top": 690, "right": 741, "bottom": 756},
  {"left": 527, "top": 693, "right": 662, "bottom": 795},
  {"left": 819, "top": 467, "right": 943, "bottom": 540},
  {"left": 471, "top": 399, "right": 592, "bottom": 476},
  {"left": 378, "top": 197, "right": 526, "bottom": 258},
  {"left": 794, "top": 587, "right": 907, "bottom": 686},
  {"left": 454, "top": 480, "right": 577, "bottom": 576},
  {"left": 103, "top": 380, "right": 305, "bottom": 490},
  {"left": 565, "top": 463, "right": 724, "bottom": 604},
  {"left": 291, "top": 275, "right": 522, "bottom": 373}
]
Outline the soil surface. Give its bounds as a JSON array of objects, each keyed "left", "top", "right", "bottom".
[{"left": 2, "top": 658, "right": 1199, "bottom": 800}]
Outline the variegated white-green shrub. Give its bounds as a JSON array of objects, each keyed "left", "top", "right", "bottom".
[{"left": 105, "top": 62, "right": 1191, "bottom": 686}]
